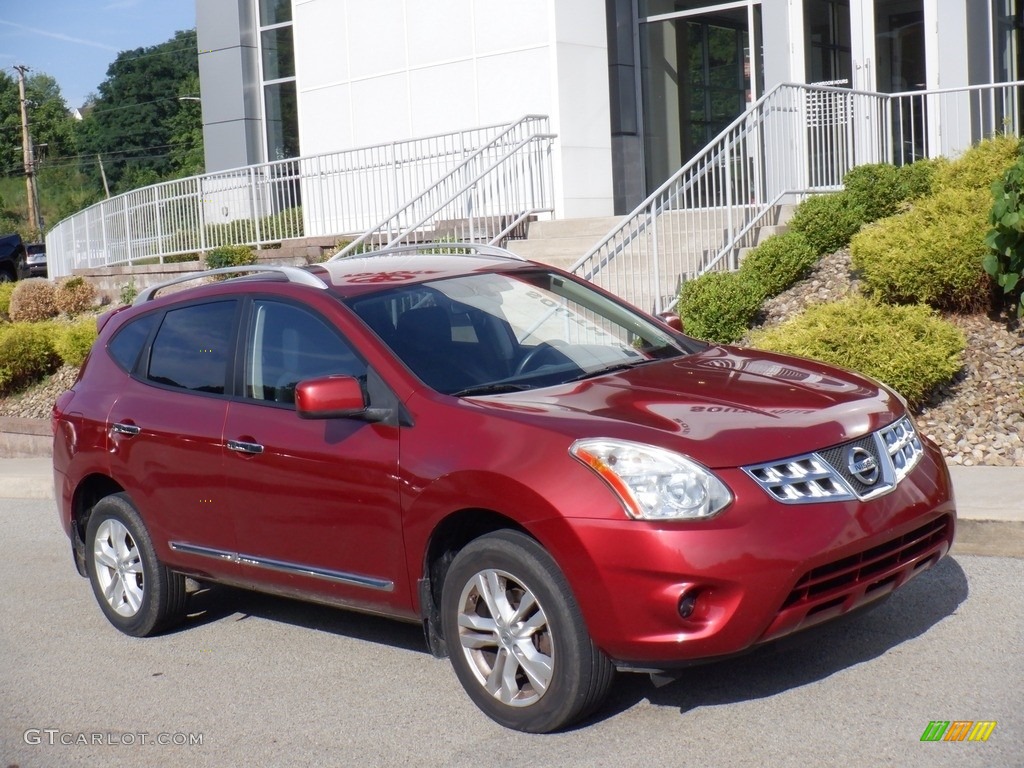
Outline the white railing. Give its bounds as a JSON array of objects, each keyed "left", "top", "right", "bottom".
[
  {"left": 574, "top": 80, "right": 1024, "bottom": 313},
  {"left": 46, "top": 116, "right": 554, "bottom": 278}
]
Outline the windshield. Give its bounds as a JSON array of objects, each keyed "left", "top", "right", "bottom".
[{"left": 346, "top": 269, "right": 697, "bottom": 395}]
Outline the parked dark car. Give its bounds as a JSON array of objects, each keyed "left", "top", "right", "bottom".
[
  {"left": 52, "top": 245, "right": 955, "bottom": 732},
  {"left": 0, "top": 233, "right": 26, "bottom": 282}
]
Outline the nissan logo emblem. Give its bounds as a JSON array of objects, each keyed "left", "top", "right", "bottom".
[{"left": 847, "top": 447, "right": 880, "bottom": 485}]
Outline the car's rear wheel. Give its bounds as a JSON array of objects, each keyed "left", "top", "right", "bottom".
[
  {"left": 441, "top": 530, "right": 614, "bottom": 732},
  {"left": 85, "top": 494, "right": 186, "bottom": 637}
]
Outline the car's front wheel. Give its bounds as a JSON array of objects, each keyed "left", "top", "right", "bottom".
[
  {"left": 85, "top": 494, "right": 186, "bottom": 637},
  {"left": 441, "top": 530, "right": 614, "bottom": 732}
]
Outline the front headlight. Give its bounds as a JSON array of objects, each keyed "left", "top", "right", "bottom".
[{"left": 570, "top": 438, "right": 732, "bottom": 520}]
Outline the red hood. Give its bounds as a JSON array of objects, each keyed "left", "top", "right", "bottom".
[{"left": 472, "top": 346, "right": 905, "bottom": 468}]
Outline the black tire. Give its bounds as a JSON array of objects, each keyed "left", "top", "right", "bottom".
[
  {"left": 441, "top": 530, "right": 614, "bottom": 733},
  {"left": 0, "top": 268, "right": 14, "bottom": 283},
  {"left": 84, "top": 493, "right": 186, "bottom": 637}
]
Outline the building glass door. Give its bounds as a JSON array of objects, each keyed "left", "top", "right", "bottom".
[{"left": 638, "top": 2, "right": 762, "bottom": 194}]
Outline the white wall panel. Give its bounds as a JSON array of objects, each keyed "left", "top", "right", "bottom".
[
  {"left": 409, "top": 61, "right": 479, "bottom": 136},
  {"left": 406, "top": 0, "right": 475, "bottom": 68}
]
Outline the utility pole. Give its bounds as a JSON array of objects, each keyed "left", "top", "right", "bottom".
[{"left": 14, "top": 65, "right": 43, "bottom": 236}]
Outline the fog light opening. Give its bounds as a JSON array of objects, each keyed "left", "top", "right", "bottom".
[{"left": 678, "top": 589, "right": 700, "bottom": 620}]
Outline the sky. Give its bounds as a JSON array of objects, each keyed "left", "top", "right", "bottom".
[{"left": 0, "top": 0, "right": 196, "bottom": 110}]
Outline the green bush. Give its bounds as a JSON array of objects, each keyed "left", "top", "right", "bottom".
[
  {"left": 843, "top": 164, "right": 906, "bottom": 223},
  {"left": 8, "top": 278, "right": 58, "bottom": 322},
  {"left": 205, "top": 244, "right": 258, "bottom": 274},
  {"left": 896, "top": 158, "right": 939, "bottom": 201},
  {"left": 787, "top": 191, "right": 866, "bottom": 256},
  {"left": 932, "top": 134, "right": 1020, "bottom": 194},
  {"left": 54, "top": 276, "right": 97, "bottom": 316},
  {"left": 748, "top": 298, "right": 965, "bottom": 409},
  {"left": 678, "top": 271, "right": 764, "bottom": 344},
  {"left": 984, "top": 152, "right": 1024, "bottom": 317},
  {"left": 0, "top": 323, "right": 61, "bottom": 395},
  {"left": 52, "top": 318, "right": 98, "bottom": 367},
  {"left": 739, "top": 231, "right": 818, "bottom": 299},
  {"left": 0, "top": 282, "right": 14, "bottom": 318},
  {"left": 851, "top": 187, "right": 991, "bottom": 311}
]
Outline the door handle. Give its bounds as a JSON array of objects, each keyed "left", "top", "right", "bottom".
[
  {"left": 227, "top": 439, "right": 264, "bottom": 455},
  {"left": 110, "top": 422, "right": 141, "bottom": 437}
]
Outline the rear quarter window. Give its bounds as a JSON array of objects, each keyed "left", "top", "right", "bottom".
[
  {"left": 107, "top": 313, "right": 159, "bottom": 373},
  {"left": 146, "top": 301, "right": 237, "bottom": 394}
]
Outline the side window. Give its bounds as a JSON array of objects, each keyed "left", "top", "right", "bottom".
[
  {"left": 108, "top": 312, "right": 159, "bottom": 373},
  {"left": 244, "top": 300, "right": 365, "bottom": 405},
  {"left": 146, "top": 301, "right": 236, "bottom": 394}
]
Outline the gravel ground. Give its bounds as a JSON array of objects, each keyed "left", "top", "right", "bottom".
[{"left": 3, "top": 257, "right": 1022, "bottom": 466}]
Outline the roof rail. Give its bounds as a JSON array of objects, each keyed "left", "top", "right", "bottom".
[
  {"left": 331, "top": 242, "right": 526, "bottom": 262},
  {"left": 133, "top": 265, "right": 329, "bottom": 305}
]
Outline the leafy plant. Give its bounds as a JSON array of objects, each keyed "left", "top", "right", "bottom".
[
  {"left": 749, "top": 298, "right": 965, "bottom": 410},
  {"left": 851, "top": 187, "right": 991, "bottom": 311},
  {"left": 52, "top": 318, "right": 99, "bottom": 367},
  {"left": 678, "top": 271, "right": 764, "bottom": 344},
  {"left": 984, "top": 152, "right": 1024, "bottom": 317},
  {"left": 8, "top": 279, "right": 58, "bottom": 322},
  {"left": 787, "top": 191, "right": 866, "bottom": 256},
  {"left": 54, "top": 276, "right": 98, "bottom": 316},
  {"left": 205, "top": 245, "right": 258, "bottom": 276},
  {"left": 843, "top": 164, "right": 906, "bottom": 223},
  {"left": 738, "top": 231, "right": 818, "bottom": 299},
  {"left": 119, "top": 278, "right": 138, "bottom": 306},
  {"left": 0, "top": 323, "right": 61, "bottom": 395}
]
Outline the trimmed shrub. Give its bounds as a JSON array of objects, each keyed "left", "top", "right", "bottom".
[
  {"left": 54, "top": 276, "right": 98, "bottom": 316},
  {"left": 843, "top": 163, "right": 905, "bottom": 223},
  {"left": 53, "top": 318, "right": 98, "bottom": 367},
  {"left": 931, "top": 134, "right": 1020, "bottom": 194},
  {"left": 851, "top": 187, "right": 990, "bottom": 311},
  {"left": 748, "top": 298, "right": 965, "bottom": 409},
  {"left": 205, "top": 244, "right": 258, "bottom": 275},
  {"left": 896, "top": 157, "right": 939, "bottom": 201},
  {"left": 678, "top": 271, "right": 764, "bottom": 344},
  {"left": 0, "top": 323, "right": 61, "bottom": 395},
  {"left": 787, "top": 191, "right": 866, "bottom": 256},
  {"left": 8, "top": 278, "right": 58, "bottom": 322},
  {"left": 0, "top": 281, "right": 14, "bottom": 318},
  {"left": 739, "top": 231, "right": 818, "bottom": 299}
]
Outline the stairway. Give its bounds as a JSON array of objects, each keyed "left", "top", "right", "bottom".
[{"left": 505, "top": 217, "right": 624, "bottom": 270}]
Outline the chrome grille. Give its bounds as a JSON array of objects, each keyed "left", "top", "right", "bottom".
[{"left": 743, "top": 417, "right": 925, "bottom": 504}]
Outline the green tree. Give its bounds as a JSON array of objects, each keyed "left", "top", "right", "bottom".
[
  {"left": 75, "top": 28, "right": 200, "bottom": 193},
  {"left": 167, "top": 71, "right": 204, "bottom": 177}
]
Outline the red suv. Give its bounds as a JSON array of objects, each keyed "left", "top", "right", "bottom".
[{"left": 53, "top": 245, "right": 955, "bottom": 732}]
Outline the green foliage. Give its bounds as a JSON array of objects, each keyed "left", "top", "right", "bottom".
[
  {"left": 52, "top": 318, "right": 98, "bottom": 367},
  {"left": 8, "top": 279, "right": 58, "bottom": 322},
  {"left": 205, "top": 245, "right": 258, "bottom": 277},
  {"left": 54, "top": 276, "right": 98, "bottom": 316},
  {"left": 73, "top": 29, "right": 200, "bottom": 195},
  {"left": 896, "top": 158, "right": 939, "bottom": 201},
  {"left": 842, "top": 164, "right": 906, "bottom": 223},
  {"left": 678, "top": 271, "right": 764, "bottom": 344},
  {"left": 984, "top": 151, "right": 1024, "bottom": 316},
  {"left": 787, "top": 191, "right": 866, "bottom": 256},
  {"left": 851, "top": 187, "right": 991, "bottom": 311},
  {"left": 0, "top": 323, "right": 61, "bottom": 396},
  {"left": 931, "top": 134, "right": 1021, "bottom": 194},
  {"left": 119, "top": 279, "right": 138, "bottom": 306},
  {"left": 203, "top": 207, "right": 304, "bottom": 248},
  {"left": 748, "top": 298, "right": 965, "bottom": 409},
  {"left": 0, "top": 281, "right": 14, "bottom": 318},
  {"left": 0, "top": 71, "right": 77, "bottom": 187},
  {"left": 738, "top": 231, "right": 818, "bottom": 299}
]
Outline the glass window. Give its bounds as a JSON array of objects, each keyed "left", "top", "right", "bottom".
[
  {"left": 265, "top": 81, "right": 299, "bottom": 160},
  {"left": 244, "top": 300, "right": 365, "bottom": 405},
  {"left": 108, "top": 312, "right": 158, "bottom": 373},
  {"left": 147, "top": 301, "right": 236, "bottom": 394},
  {"left": 261, "top": 26, "right": 295, "bottom": 81},
  {"left": 259, "top": 0, "right": 292, "bottom": 26}
]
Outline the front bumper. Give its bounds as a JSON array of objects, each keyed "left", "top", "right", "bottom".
[{"left": 538, "top": 442, "right": 955, "bottom": 666}]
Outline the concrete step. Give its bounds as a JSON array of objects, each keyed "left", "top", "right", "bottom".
[{"left": 523, "top": 216, "right": 623, "bottom": 240}]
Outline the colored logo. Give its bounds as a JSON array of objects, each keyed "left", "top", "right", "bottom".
[{"left": 920, "top": 721, "right": 997, "bottom": 742}]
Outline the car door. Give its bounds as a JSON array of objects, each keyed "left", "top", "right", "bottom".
[
  {"left": 222, "top": 298, "right": 408, "bottom": 614},
  {"left": 106, "top": 299, "right": 240, "bottom": 579}
]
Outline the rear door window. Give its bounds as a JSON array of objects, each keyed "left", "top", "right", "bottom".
[{"left": 146, "top": 301, "right": 237, "bottom": 394}]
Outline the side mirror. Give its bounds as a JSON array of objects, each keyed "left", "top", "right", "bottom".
[
  {"left": 657, "top": 311, "right": 684, "bottom": 332},
  {"left": 295, "top": 376, "right": 367, "bottom": 419}
]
